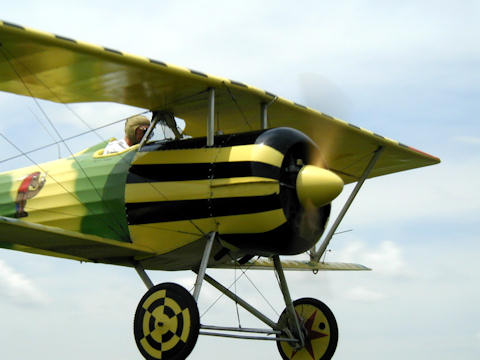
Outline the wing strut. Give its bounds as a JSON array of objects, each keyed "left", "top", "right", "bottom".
[
  {"left": 311, "top": 146, "right": 384, "bottom": 262},
  {"left": 260, "top": 96, "right": 277, "bottom": 129},
  {"left": 207, "top": 88, "right": 215, "bottom": 146},
  {"left": 193, "top": 232, "right": 216, "bottom": 301}
]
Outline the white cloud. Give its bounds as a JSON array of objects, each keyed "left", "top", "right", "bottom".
[
  {"left": 336, "top": 240, "right": 412, "bottom": 278},
  {"left": 452, "top": 136, "right": 480, "bottom": 145},
  {"left": 0, "top": 260, "right": 50, "bottom": 305},
  {"left": 346, "top": 286, "right": 386, "bottom": 302},
  {"left": 331, "top": 156, "right": 480, "bottom": 227}
]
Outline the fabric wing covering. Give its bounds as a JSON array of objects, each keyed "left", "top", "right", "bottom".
[{"left": 0, "top": 21, "right": 439, "bottom": 185}]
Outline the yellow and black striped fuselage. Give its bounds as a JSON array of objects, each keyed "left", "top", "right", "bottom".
[
  {"left": 0, "top": 128, "right": 330, "bottom": 270},
  {"left": 126, "top": 128, "right": 330, "bottom": 264}
]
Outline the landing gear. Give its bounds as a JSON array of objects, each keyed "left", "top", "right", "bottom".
[
  {"left": 133, "top": 282, "right": 200, "bottom": 360},
  {"left": 132, "top": 237, "right": 338, "bottom": 360},
  {"left": 277, "top": 298, "right": 338, "bottom": 360}
]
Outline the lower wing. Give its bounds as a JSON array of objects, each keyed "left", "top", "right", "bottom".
[{"left": 0, "top": 216, "right": 156, "bottom": 265}]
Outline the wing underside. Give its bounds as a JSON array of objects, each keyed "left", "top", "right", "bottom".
[
  {"left": 214, "top": 258, "right": 371, "bottom": 271},
  {"left": 0, "top": 216, "right": 155, "bottom": 264},
  {"left": 0, "top": 21, "right": 439, "bottom": 184}
]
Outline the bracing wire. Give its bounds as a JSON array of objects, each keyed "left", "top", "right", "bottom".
[
  {"left": 0, "top": 45, "right": 104, "bottom": 143},
  {"left": 0, "top": 116, "right": 139, "bottom": 165},
  {"left": 234, "top": 261, "right": 242, "bottom": 328},
  {"left": 0, "top": 40, "right": 214, "bottom": 241},
  {"left": 201, "top": 256, "right": 279, "bottom": 318},
  {"left": 222, "top": 82, "right": 253, "bottom": 131},
  {"left": 0, "top": 47, "right": 128, "bottom": 239},
  {"left": 26, "top": 106, "right": 62, "bottom": 159}
]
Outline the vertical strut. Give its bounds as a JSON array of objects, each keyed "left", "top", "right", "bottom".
[
  {"left": 273, "top": 255, "right": 305, "bottom": 347},
  {"left": 260, "top": 96, "right": 277, "bottom": 130},
  {"left": 134, "top": 263, "right": 154, "bottom": 290},
  {"left": 260, "top": 102, "right": 268, "bottom": 129},
  {"left": 138, "top": 114, "right": 160, "bottom": 150},
  {"left": 207, "top": 88, "right": 215, "bottom": 146},
  {"left": 311, "top": 146, "right": 384, "bottom": 262},
  {"left": 193, "top": 232, "right": 216, "bottom": 301}
]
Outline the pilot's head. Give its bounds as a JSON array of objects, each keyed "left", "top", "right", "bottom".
[{"left": 125, "top": 115, "right": 150, "bottom": 146}]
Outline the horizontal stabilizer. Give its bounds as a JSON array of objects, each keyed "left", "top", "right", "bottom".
[
  {"left": 0, "top": 216, "right": 155, "bottom": 263},
  {"left": 215, "top": 258, "right": 371, "bottom": 271}
]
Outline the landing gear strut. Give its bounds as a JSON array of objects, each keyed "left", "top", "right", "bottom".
[{"left": 133, "top": 235, "right": 338, "bottom": 360}]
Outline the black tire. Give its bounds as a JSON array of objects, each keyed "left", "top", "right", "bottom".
[
  {"left": 134, "top": 282, "right": 200, "bottom": 360},
  {"left": 276, "top": 298, "right": 338, "bottom": 360}
]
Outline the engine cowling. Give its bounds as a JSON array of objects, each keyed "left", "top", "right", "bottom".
[{"left": 219, "top": 127, "right": 343, "bottom": 255}]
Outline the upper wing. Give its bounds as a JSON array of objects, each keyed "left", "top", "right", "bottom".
[
  {"left": 0, "top": 21, "right": 439, "bottom": 183},
  {"left": 0, "top": 216, "right": 156, "bottom": 265}
]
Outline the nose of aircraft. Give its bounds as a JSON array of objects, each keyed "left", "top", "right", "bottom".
[{"left": 296, "top": 165, "right": 344, "bottom": 207}]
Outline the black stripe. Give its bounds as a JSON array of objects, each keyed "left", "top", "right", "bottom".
[
  {"left": 175, "top": 314, "right": 184, "bottom": 337},
  {"left": 104, "top": 47, "right": 122, "bottom": 55},
  {"left": 162, "top": 330, "right": 174, "bottom": 343},
  {"left": 3, "top": 21, "right": 24, "bottom": 29},
  {"left": 146, "top": 334, "right": 162, "bottom": 351},
  {"left": 294, "top": 102, "right": 307, "bottom": 109},
  {"left": 138, "top": 131, "right": 264, "bottom": 152},
  {"left": 230, "top": 80, "right": 247, "bottom": 88},
  {"left": 348, "top": 123, "right": 360, "bottom": 129},
  {"left": 147, "top": 298, "right": 165, "bottom": 313},
  {"left": 399, "top": 142, "right": 409, "bottom": 148},
  {"left": 127, "top": 161, "right": 280, "bottom": 183},
  {"left": 126, "top": 194, "right": 281, "bottom": 224},
  {"left": 265, "top": 91, "right": 277, "bottom": 98},
  {"left": 190, "top": 69, "right": 207, "bottom": 77},
  {"left": 137, "top": 127, "right": 314, "bottom": 157},
  {"left": 55, "top": 34, "right": 76, "bottom": 43},
  {"left": 373, "top": 133, "right": 384, "bottom": 139},
  {"left": 148, "top": 314, "right": 155, "bottom": 331},
  {"left": 149, "top": 58, "right": 167, "bottom": 66}
]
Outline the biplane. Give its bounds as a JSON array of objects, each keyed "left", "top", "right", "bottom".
[{"left": 0, "top": 20, "right": 439, "bottom": 360}]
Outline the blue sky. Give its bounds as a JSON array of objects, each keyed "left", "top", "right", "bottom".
[{"left": 0, "top": 1, "right": 479, "bottom": 359}]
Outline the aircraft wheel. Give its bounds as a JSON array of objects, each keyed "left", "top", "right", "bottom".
[
  {"left": 134, "top": 282, "right": 200, "bottom": 360},
  {"left": 276, "top": 298, "right": 338, "bottom": 360}
]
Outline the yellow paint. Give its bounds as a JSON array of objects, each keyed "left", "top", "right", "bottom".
[
  {"left": 129, "top": 218, "right": 215, "bottom": 254},
  {"left": 143, "top": 289, "right": 167, "bottom": 309},
  {"left": 140, "top": 337, "right": 162, "bottom": 359},
  {"left": 125, "top": 177, "right": 278, "bottom": 203},
  {"left": 211, "top": 178, "right": 278, "bottom": 198},
  {"left": 132, "top": 144, "right": 283, "bottom": 167},
  {"left": 129, "top": 209, "right": 286, "bottom": 254},
  {"left": 296, "top": 166, "right": 344, "bottom": 207},
  {"left": 279, "top": 303, "right": 332, "bottom": 360},
  {"left": 216, "top": 209, "right": 286, "bottom": 234},
  {"left": 162, "top": 298, "right": 183, "bottom": 352},
  {"left": 126, "top": 180, "right": 210, "bottom": 203},
  {"left": 0, "top": 21, "right": 439, "bottom": 189},
  {"left": 6, "top": 157, "right": 88, "bottom": 231},
  {"left": 127, "top": 142, "right": 285, "bottom": 253},
  {"left": 180, "top": 308, "right": 191, "bottom": 343}
]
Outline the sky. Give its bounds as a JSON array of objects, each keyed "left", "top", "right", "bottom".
[{"left": 0, "top": 1, "right": 479, "bottom": 359}]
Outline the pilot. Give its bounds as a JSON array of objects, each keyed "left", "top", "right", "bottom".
[{"left": 104, "top": 115, "right": 150, "bottom": 154}]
